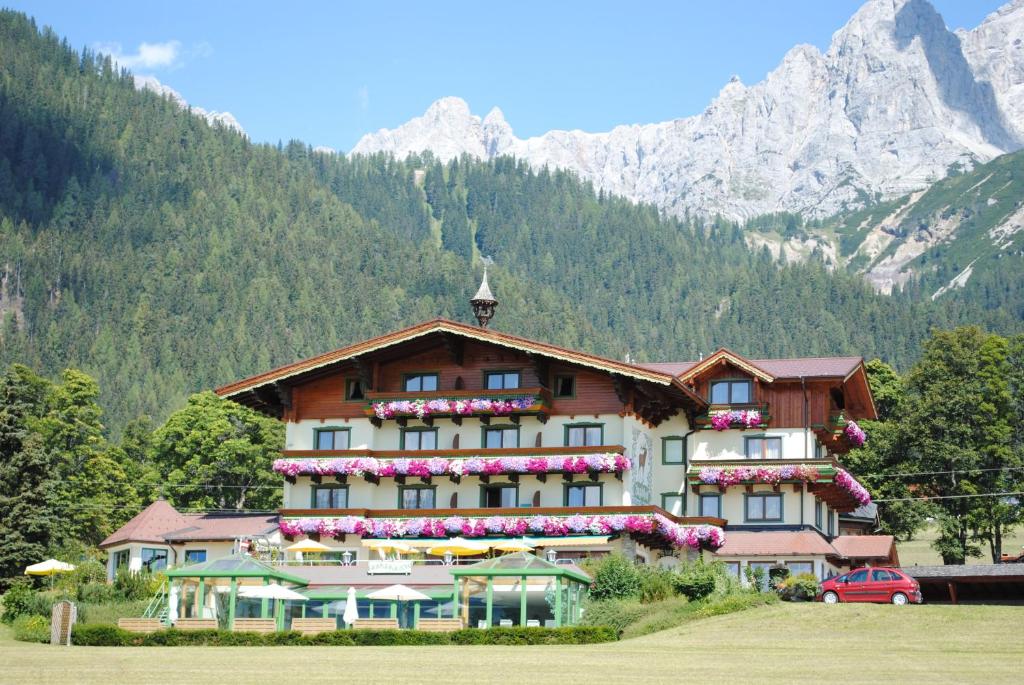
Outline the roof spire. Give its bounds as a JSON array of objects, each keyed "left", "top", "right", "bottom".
[{"left": 470, "top": 266, "right": 498, "bottom": 327}]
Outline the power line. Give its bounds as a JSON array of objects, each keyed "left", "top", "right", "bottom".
[
  {"left": 873, "top": 491, "right": 1024, "bottom": 503},
  {"left": 861, "top": 466, "right": 1024, "bottom": 479}
]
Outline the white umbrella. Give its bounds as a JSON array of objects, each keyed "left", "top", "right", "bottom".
[
  {"left": 343, "top": 586, "right": 359, "bottom": 628},
  {"left": 24, "top": 559, "right": 75, "bottom": 576},
  {"left": 366, "top": 584, "right": 431, "bottom": 602},
  {"left": 237, "top": 584, "right": 308, "bottom": 601}
]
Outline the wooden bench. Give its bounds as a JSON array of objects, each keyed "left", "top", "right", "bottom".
[
  {"left": 231, "top": 618, "right": 277, "bottom": 634},
  {"left": 174, "top": 619, "right": 219, "bottom": 631},
  {"left": 353, "top": 618, "right": 400, "bottom": 630},
  {"left": 117, "top": 618, "right": 164, "bottom": 633},
  {"left": 291, "top": 618, "right": 338, "bottom": 635},
  {"left": 416, "top": 618, "right": 463, "bottom": 633}
]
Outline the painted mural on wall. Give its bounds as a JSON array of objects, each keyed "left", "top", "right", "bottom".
[{"left": 630, "top": 427, "right": 653, "bottom": 505}]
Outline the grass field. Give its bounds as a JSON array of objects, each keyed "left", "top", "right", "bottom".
[
  {"left": 896, "top": 524, "right": 1024, "bottom": 566},
  {"left": 3, "top": 603, "right": 1019, "bottom": 684}
]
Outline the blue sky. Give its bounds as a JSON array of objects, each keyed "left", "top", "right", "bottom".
[{"left": 9, "top": 1, "right": 1006, "bottom": 150}]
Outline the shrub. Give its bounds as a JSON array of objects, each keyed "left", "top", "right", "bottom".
[
  {"left": 745, "top": 565, "right": 768, "bottom": 592},
  {"left": 588, "top": 554, "right": 641, "bottom": 601},
  {"left": 113, "top": 569, "right": 158, "bottom": 601},
  {"left": 76, "top": 582, "right": 120, "bottom": 604},
  {"left": 578, "top": 597, "right": 652, "bottom": 634},
  {"left": 637, "top": 565, "right": 676, "bottom": 603},
  {"left": 776, "top": 573, "right": 820, "bottom": 602},
  {"left": 76, "top": 600, "right": 150, "bottom": 625},
  {"left": 1, "top": 581, "right": 52, "bottom": 623},
  {"left": 12, "top": 614, "right": 51, "bottom": 643},
  {"left": 691, "top": 591, "right": 778, "bottom": 619},
  {"left": 70, "top": 624, "right": 615, "bottom": 646},
  {"left": 72, "top": 624, "right": 137, "bottom": 646},
  {"left": 673, "top": 562, "right": 718, "bottom": 601}
]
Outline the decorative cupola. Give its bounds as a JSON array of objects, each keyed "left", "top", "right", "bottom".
[{"left": 470, "top": 267, "right": 498, "bottom": 327}]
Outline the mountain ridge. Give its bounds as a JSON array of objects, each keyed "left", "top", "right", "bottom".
[{"left": 352, "top": 0, "right": 1024, "bottom": 223}]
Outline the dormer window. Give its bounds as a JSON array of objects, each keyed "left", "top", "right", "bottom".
[{"left": 710, "top": 379, "right": 752, "bottom": 404}]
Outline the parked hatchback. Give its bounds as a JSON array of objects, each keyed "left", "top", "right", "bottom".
[{"left": 818, "top": 567, "right": 923, "bottom": 605}]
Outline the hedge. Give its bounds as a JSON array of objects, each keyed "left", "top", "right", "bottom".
[{"left": 70, "top": 624, "right": 617, "bottom": 647}]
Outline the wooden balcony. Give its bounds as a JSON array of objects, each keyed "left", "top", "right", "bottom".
[
  {"left": 277, "top": 445, "right": 628, "bottom": 485},
  {"left": 813, "top": 409, "right": 866, "bottom": 454},
  {"left": 363, "top": 387, "right": 552, "bottom": 426},
  {"left": 694, "top": 402, "right": 771, "bottom": 430}
]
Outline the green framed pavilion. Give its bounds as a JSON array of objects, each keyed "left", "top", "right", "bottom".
[
  {"left": 449, "top": 553, "right": 591, "bottom": 628},
  {"left": 300, "top": 585, "right": 455, "bottom": 629},
  {"left": 164, "top": 557, "right": 308, "bottom": 630}
]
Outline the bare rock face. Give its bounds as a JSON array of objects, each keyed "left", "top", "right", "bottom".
[{"left": 351, "top": 0, "right": 1024, "bottom": 222}]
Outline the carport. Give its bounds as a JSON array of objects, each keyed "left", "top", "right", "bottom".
[{"left": 903, "top": 564, "right": 1024, "bottom": 604}]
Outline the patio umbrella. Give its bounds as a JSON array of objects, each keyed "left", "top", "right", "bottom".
[
  {"left": 285, "top": 539, "right": 332, "bottom": 554},
  {"left": 425, "top": 538, "right": 489, "bottom": 557},
  {"left": 493, "top": 538, "right": 535, "bottom": 553},
  {"left": 237, "top": 584, "right": 308, "bottom": 601},
  {"left": 366, "top": 584, "right": 431, "bottom": 602},
  {"left": 343, "top": 586, "right": 358, "bottom": 628},
  {"left": 366, "top": 539, "right": 413, "bottom": 555},
  {"left": 24, "top": 559, "right": 75, "bottom": 576}
]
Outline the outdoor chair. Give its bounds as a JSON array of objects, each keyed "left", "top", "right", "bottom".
[
  {"left": 525, "top": 619, "right": 540, "bottom": 628},
  {"left": 117, "top": 618, "right": 164, "bottom": 633},
  {"left": 232, "top": 618, "right": 277, "bottom": 633},
  {"left": 353, "top": 618, "right": 400, "bottom": 630},
  {"left": 291, "top": 618, "right": 338, "bottom": 635},
  {"left": 499, "top": 619, "right": 513, "bottom": 627},
  {"left": 174, "top": 618, "right": 219, "bottom": 631},
  {"left": 416, "top": 618, "right": 463, "bottom": 633}
]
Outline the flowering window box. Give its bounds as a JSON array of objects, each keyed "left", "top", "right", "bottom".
[
  {"left": 364, "top": 388, "right": 551, "bottom": 426},
  {"left": 695, "top": 403, "right": 770, "bottom": 431},
  {"left": 822, "top": 411, "right": 867, "bottom": 448},
  {"left": 279, "top": 512, "right": 725, "bottom": 552},
  {"left": 274, "top": 451, "right": 630, "bottom": 485},
  {"left": 686, "top": 462, "right": 871, "bottom": 509}
]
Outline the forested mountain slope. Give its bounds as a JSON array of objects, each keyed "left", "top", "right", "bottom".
[{"left": 0, "top": 11, "right": 1019, "bottom": 432}]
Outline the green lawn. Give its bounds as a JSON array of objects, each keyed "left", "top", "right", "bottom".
[
  {"left": 2, "top": 603, "right": 1020, "bottom": 684},
  {"left": 897, "top": 524, "right": 1024, "bottom": 566}
]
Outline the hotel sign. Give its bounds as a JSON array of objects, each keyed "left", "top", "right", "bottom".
[{"left": 367, "top": 560, "right": 413, "bottom": 575}]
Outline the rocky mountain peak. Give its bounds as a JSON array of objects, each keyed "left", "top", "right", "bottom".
[{"left": 352, "top": 0, "right": 1024, "bottom": 221}]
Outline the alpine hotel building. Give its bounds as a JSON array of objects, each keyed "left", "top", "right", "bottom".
[{"left": 209, "top": 274, "right": 891, "bottom": 586}]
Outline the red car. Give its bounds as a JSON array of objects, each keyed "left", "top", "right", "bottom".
[{"left": 818, "top": 567, "right": 923, "bottom": 605}]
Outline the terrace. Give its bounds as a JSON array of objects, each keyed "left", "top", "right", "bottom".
[{"left": 364, "top": 388, "right": 553, "bottom": 427}]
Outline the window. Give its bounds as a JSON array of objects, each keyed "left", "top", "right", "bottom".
[
  {"left": 184, "top": 550, "right": 207, "bottom": 565},
  {"left": 485, "top": 371, "right": 520, "bottom": 390},
  {"left": 565, "top": 484, "right": 603, "bottom": 507},
  {"left": 315, "top": 428, "right": 350, "bottom": 451},
  {"left": 399, "top": 486, "right": 436, "bottom": 510},
  {"left": 745, "top": 436, "right": 782, "bottom": 459},
  {"left": 481, "top": 484, "right": 518, "bottom": 508},
  {"left": 848, "top": 569, "right": 869, "bottom": 583},
  {"left": 401, "top": 428, "right": 438, "bottom": 450},
  {"left": 662, "top": 437, "right": 686, "bottom": 464},
  {"left": 725, "top": 562, "right": 741, "bottom": 579},
  {"left": 345, "top": 378, "right": 365, "bottom": 401},
  {"left": 871, "top": 569, "right": 896, "bottom": 582},
  {"left": 553, "top": 374, "right": 576, "bottom": 399},
  {"left": 699, "top": 493, "right": 721, "bottom": 518},
  {"left": 710, "top": 380, "right": 752, "bottom": 404},
  {"left": 745, "top": 493, "right": 783, "bottom": 522},
  {"left": 112, "top": 549, "right": 130, "bottom": 570},
  {"left": 565, "top": 423, "right": 603, "bottom": 447},
  {"left": 140, "top": 548, "right": 168, "bottom": 572},
  {"left": 483, "top": 426, "right": 519, "bottom": 449},
  {"left": 404, "top": 373, "right": 439, "bottom": 392},
  {"left": 661, "top": 493, "right": 685, "bottom": 516},
  {"left": 748, "top": 562, "right": 773, "bottom": 590},
  {"left": 312, "top": 485, "right": 349, "bottom": 509},
  {"left": 815, "top": 500, "right": 823, "bottom": 529},
  {"left": 827, "top": 507, "right": 835, "bottom": 536},
  {"left": 787, "top": 561, "right": 813, "bottom": 576}
]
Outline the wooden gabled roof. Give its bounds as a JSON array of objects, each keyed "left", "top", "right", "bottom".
[
  {"left": 675, "top": 348, "right": 776, "bottom": 383},
  {"left": 215, "top": 318, "right": 705, "bottom": 407}
]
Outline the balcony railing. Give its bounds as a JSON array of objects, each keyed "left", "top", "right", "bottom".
[
  {"left": 364, "top": 388, "right": 552, "bottom": 426},
  {"left": 685, "top": 458, "right": 871, "bottom": 512},
  {"left": 814, "top": 410, "right": 867, "bottom": 452},
  {"left": 277, "top": 505, "right": 727, "bottom": 552},
  {"left": 275, "top": 445, "right": 629, "bottom": 485},
  {"left": 694, "top": 402, "right": 770, "bottom": 431}
]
